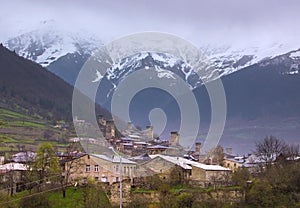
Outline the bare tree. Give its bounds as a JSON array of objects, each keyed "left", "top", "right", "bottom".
[
  {"left": 255, "top": 136, "right": 287, "bottom": 166},
  {"left": 206, "top": 145, "right": 224, "bottom": 165},
  {"left": 60, "top": 142, "right": 84, "bottom": 198},
  {"left": 285, "top": 144, "right": 300, "bottom": 161}
]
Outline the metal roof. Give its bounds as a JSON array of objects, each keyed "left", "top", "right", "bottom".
[
  {"left": 150, "top": 154, "right": 231, "bottom": 171},
  {"left": 91, "top": 154, "right": 136, "bottom": 164},
  {"left": 0, "top": 162, "right": 28, "bottom": 172}
]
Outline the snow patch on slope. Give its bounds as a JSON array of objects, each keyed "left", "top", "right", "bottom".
[
  {"left": 202, "top": 42, "right": 300, "bottom": 77},
  {"left": 290, "top": 51, "right": 300, "bottom": 59}
]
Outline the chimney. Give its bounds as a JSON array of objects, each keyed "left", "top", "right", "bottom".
[
  {"left": 145, "top": 126, "right": 154, "bottom": 139},
  {"left": 170, "top": 131, "right": 179, "bottom": 146}
]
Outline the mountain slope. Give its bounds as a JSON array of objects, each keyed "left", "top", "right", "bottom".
[
  {"left": 192, "top": 55, "right": 300, "bottom": 153},
  {"left": 0, "top": 44, "right": 109, "bottom": 121},
  {"left": 4, "top": 21, "right": 102, "bottom": 86}
]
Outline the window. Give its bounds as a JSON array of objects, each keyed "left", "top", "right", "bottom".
[
  {"left": 124, "top": 167, "right": 126, "bottom": 173},
  {"left": 86, "top": 165, "right": 90, "bottom": 172},
  {"left": 116, "top": 177, "right": 119, "bottom": 182},
  {"left": 94, "top": 165, "right": 99, "bottom": 172},
  {"left": 94, "top": 177, "right": 99, "bottom": 181},
  {"left": 116, "top": 165, "right": 119, "bottom": 172}
]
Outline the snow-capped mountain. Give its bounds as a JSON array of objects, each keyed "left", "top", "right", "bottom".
[
  {"left": 3, "top": 22, "right": 300, "bottom": 155},
  {"left": 258, "top": 48, "right": 300, "bottom": 75},
  {"left": 4, "top": 20, "right": 300, "bottom": 89},
  {"left": 201, "top": 42, "right": 300, "bottom": 77},
  {"left": 104, "top": 52, "right": 202, "bottom": 88},
  {"left": 4, "top": 20, "right": 102, "bottom": 68},
  {"left": 93, "top": 51, "right": 203, "bottom": 105}
]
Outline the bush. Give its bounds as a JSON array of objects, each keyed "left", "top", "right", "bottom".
[
  {"left": 81, "top": 179, "right": 111, "bottom": 208},
  {"left": 19, "top": 192, "right": 50, "bottom": 208},
  {"left": 176, "top": 192, "right": 194, "bottom": 208},
  {"left": 127, "top": 194, "right": 149, "bottom": 208}
]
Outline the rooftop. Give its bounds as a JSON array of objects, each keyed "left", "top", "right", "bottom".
[
  {"left": 91, "top": 154, "right": 136, "bottom": 164},
  {"left": 0, "top": 162, "right": 28, "bottom": 172},
  {"left": 150, "top": 154, "right": 231, "bottom": 171}
]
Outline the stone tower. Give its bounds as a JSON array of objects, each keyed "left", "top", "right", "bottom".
[
  {"left": 195, "top": 142, "right": 201, "bottom": 154},
  {"left": 145, "top": 126, "right": 154, "bottom": 139},
  {"left": 97, "top": 115, "right": 106, "bottom": 126},
  {"left": 127, "top": 122, "right": 133, "bottom": 131},
  {"left": 106, "top": 120, "right": 115, "bottom": 139},
  {"left": 170, "top": 131, "right": 179, "bottom": 146}
]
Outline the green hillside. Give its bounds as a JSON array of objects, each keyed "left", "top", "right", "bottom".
[{"left": 0, "top": 107, "right": 75, "bottom": 153}]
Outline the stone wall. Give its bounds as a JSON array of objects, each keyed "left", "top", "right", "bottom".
[
  {"left": 106, "top": 180, "right": 243, "bottom": 207},
  {"left": 108, "top": 179, "right": 132, "bottom": 206}
]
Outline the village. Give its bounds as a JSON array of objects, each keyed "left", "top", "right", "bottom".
[{"left": 0, "top": 115, "right": 276, "bottom": 200}]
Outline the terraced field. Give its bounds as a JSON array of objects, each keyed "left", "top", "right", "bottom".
[{"left": 0, "top": 108, "right": 75, "bottom": 153}]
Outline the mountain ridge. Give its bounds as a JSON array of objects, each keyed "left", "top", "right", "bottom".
[
  {"left": 0, "top": 44, "right": 110, "bottom": 121},
  {"left": 4, "top": 22, "right": 300, "bottom": 87}
]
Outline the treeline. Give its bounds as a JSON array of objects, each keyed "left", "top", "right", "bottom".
[{"left": 232, "top": 136, "right": 300, "bottom": 208}]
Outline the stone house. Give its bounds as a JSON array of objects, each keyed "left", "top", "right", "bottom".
[
  {"left": 223, "top": 158, "right": 245, "bottom": 171},
  {"left": 138, "top": 155, "right": 192, "bottom": 180},
  {"left": 138, "top": 154, "right": 231, "bottom": 185},
  {"left": 64, "top": 154, "right": 136, "bottom": 184},
  {"left": 0, "top": 162, "right": 28, "bottom": 194}
]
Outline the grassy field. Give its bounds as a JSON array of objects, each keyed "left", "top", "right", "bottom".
[{"left": 0, "top": 186, "right": 111, "bottom": 208}]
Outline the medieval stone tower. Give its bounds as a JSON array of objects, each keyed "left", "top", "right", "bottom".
[
  {"left": 195, "top": 142, "right": 201, "bottom": 154},
  {"left": 170, "top": 131, "right": 180, "bottom": 146},
  {"left": 105, "top": 120, "right": 115, "bottom": 139},
  {"left": 97, "top": 115, "right": 106, "bottom": 126},
  {"left": 145, "top": 126, "right": 154, "bottom": 139}
]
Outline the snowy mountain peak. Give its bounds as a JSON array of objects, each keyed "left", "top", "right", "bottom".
[
  {"left": 4, "top": 20, "right": 102, "bottom": 67},
  {"left": 104, "top": 51, "right": 202, "bottom": 89},
  {"left": 93, "top": 51, "right": 204, "bottom": 104}
]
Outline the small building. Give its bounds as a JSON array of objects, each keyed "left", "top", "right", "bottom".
[
  {"left": 0, "top": 162, "right": 27, "bottom": 173},
  {"left": 119, "top": 143, "right": 134, "bottom": 153},
  {"left": 133, "top": 141, "right": 148, "bottom": 150},
  {"left": 138, "top": 155, "right": 191, "bottom": 180},
  {"left": 147, "top": 145, "right": 169, "bottom": 154},
  {"left": 139, "top": 154, "right": 231, "bottom": 186},
  {"left": 0, "top": 162, "right": 28, "bottom": 194},
  {"left": 223, "top": 157, "right": 245, "bottom": 171}
]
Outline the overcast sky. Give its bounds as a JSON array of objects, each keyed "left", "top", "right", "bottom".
[{"left": 1, "top": 0, "right": 300, "bottom": 47}]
